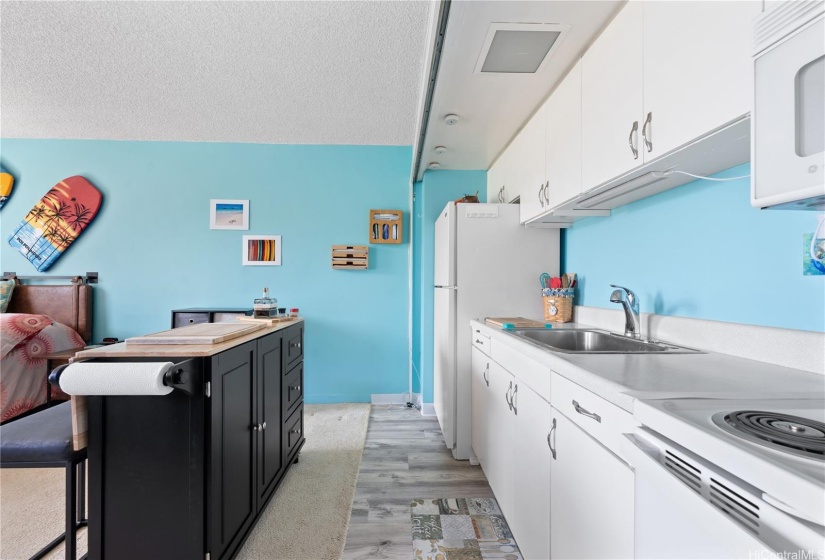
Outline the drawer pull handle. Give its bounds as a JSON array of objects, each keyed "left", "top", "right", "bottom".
[
  {"left": 572, "top": 400, "right": 601, "bottom": 423},
  {"left": 483, "top": 364, "right": 489, "bottom": 387},
  {"left": 291, "top": 385, "right": 301, "bottom": 391},
  {"left": 475, "top": 339, "right": 483, "bottom": 344},
  {"left": 548, "top": 418, "right": 557, "bottom": 459},
  {"left": 290, "top": 429, "right": 301, "bottom": 435},
  {"left": 189, "top": 318, "right": 196, "bottom": 324},
  {"left": 262, "top": 422, "right": 267, "bottom": 430},
  {"left": 252, "top": 424, "right": 262, "bottom": 432},
  {"left": 292, "top": 342, "right": 302, "bottom": 349}
]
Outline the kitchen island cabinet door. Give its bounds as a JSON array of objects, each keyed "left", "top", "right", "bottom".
[
  {"left": 550, "top": 408, "right": 634, "bottom": 560},
  {"left": 209, "top": 341, "right": 257, "bottom": 560},
  {"left": 257, "top": 331, "right": 283, "bottom": 507},
  {"left": 511, "top": 382, "right": 552, "bottom": 560},
  {"left": 581, "top": 0, "right": 644, "bottom": 191}
]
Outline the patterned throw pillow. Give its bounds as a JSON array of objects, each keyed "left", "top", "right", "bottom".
[{"left": 0, "top": 280, "right": 14, "bottom": 312}]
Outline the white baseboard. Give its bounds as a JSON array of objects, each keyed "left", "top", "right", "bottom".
[
  {"left": 420, "top": 403, "right": 436, "bottom": 416},
  {"left": 370, "top": 393, "right": 410, "bottom": 405}
]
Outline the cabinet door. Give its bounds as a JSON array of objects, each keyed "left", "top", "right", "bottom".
[
  {"left": 470, "top": 346, "right": 491, "bottom": 468},
  {"left": 488, "top": 138, "right": 516, "bottom": 204},
  {"left": 643, "top": 1, "right": 760, "bottom": 160},
  {"left": 487, "top": 152, "right": 506, "bottom": 203},
  {"left": 545, "top": 60, "right": 583, "bottom": 210},
  {"left": 209, "top": 341, "right": 257, "bottom": 560},
  {"left": 550, "top": 408, "right": 634, "bottom": 560},
  {"left": 517, "top": 104, "right": 548, "bottom": 223},
  {"left": 257, "top": 332, "right": 283, "bottom": 506},
  {"left": 581, "top": 0, "right": 644, "bottom": 190},
  {"left": 511, "top": 383, "right": 552, "bottom": 560},
  {"left": 485, "top": 362, "right": 515, "bottom": 521}
]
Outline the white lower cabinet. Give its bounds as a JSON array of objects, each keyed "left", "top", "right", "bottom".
[
  {"left": 511, "top": 382, "right": 553, "bottom": 560},
  {"left": 470, "top": 346, "right": 492, "bottom": 471},
  {"left": 549, "top": 407, "right": 634, "bottom": 559},
  {"left": 485, "top": 361, "right": 515, "bottom": 520}
]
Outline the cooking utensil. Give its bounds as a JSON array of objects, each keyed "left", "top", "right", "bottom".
[
  {"left": 562, "top": 273, "right": 570, "bottom": 288},
  {"left": 568, "top": 272, "right": 577, "bottom": 288},
  {"left": 539, "top": 273, "right": 551, "bottom": 289}
]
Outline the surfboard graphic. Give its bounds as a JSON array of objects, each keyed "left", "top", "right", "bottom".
[
  {"left": 7, "top": 176, "right": 102, "bottom": 272},
  {"left": 0, "top": 166, "right": 14, "bottom": 209}
]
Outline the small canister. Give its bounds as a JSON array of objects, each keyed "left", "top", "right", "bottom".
[{"left": 289, "top": 308, "right": 299, "bottom": 318}]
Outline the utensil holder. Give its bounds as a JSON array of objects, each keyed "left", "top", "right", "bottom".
[{"left": 542, "top": 288, "right": 574, "bottom": 323}]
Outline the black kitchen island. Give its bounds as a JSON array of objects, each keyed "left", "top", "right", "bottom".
[{"left": 74, "top": 319, "right": 305, "bottom": 560}]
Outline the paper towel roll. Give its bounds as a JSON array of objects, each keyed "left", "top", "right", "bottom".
[{"left": 60, "top": 362, "right": 175, "bottom": 396}]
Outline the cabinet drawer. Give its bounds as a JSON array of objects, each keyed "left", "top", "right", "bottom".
[
  {"left": 282, "top": 362, "right": 303, "bottom": 417},
  {"left": 173, "top": 312, "right": 210, "bottom": 328},
  {"left": 471, "top": 332, "right": 491, "bottom": 355},
  {"left": 283, "top": 405, "right": 304, "bottom": 459},
  {"left": 550, "top": 372, "right": 637, "bottom": 461},
  {"left": 213, "top": 311, "right": 247, "bottom": 323},
  {"left": 284, "top": 324, "right": 304, "bottom": 369}
]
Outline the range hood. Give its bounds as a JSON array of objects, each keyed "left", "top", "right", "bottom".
[{"left": 526, "top": 116, "right": 751, "bottom": 225}]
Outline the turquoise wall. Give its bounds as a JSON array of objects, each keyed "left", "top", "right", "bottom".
[
  {"left": 0, "top": 139, "right": 412, "bottom": 402},
  {"left": 412, "top": 170, "right": 487, "bottom": 404},
  {"left": 564, "top": 163, "right": 825, "bottom": 333}
]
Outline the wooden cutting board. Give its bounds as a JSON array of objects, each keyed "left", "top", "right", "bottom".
[
  {"left": 485, "top": 317, "right": 549, "bottom": 329},
  {"left": 236, "top": 316, "right": 296, "bottom": 325},
  {"left": 125, "top": 322, "right": 265, "bottom": 345}
]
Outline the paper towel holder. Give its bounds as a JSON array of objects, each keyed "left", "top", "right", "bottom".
[{"left": 50, "top": 360, "right": 198, "bottom": 397}]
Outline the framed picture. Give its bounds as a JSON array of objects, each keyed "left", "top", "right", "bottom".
[
  {"left": 210, "top": 199, "right": 249, "bottom": 230},
  {"left": 243, "top": 235, "right": 281, "bottom": 266}
]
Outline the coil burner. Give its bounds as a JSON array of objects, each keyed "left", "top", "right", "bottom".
[{"left": 712, "top": 411, "right": 825, "bottom": 461}]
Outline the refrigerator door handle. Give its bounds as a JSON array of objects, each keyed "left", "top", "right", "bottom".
[{"left": 434, "top": 285, "right": 458, "bottom": 289}]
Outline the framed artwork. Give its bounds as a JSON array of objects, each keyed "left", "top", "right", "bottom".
[
  {"left": 210, "top": 199, "right": 249, "bottom": 230},
  {"left": 243, "top": 235, "right": 281, "bottom": 266}
]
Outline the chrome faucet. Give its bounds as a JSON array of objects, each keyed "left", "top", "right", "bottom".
[{"left": 610, "top": 285, "right": 641, "bottom": 339}]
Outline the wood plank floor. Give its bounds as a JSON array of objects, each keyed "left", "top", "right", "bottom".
[{"left": 342, "top": 405, "right": 494, "bottom": 560}]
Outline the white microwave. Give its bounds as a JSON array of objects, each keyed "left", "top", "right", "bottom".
[{"left": 752, "top": 1, "right": 825, "bottom": 210}]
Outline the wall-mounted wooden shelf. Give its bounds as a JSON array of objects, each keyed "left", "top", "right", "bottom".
[
  {"left": 369, "top": 209, "right": 402, "bottom": 244},
  {"left": 331, "top": 245, "right": 369, "bottom": 270}
]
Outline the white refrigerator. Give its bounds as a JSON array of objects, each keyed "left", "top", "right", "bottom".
[{"left": 433, "top": 202, "right": 560, "bottom": 460}]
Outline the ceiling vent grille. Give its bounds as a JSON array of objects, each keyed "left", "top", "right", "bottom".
[{"left": 475, "top": 23, "right": 571, "bottom": 74}]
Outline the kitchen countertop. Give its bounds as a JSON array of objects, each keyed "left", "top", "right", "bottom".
[
  {"left": 76, "top": 318, "right": 303, "bottom": 358},
  {"left": 472, "top": 320, "right": 825, "bottom": 413}
]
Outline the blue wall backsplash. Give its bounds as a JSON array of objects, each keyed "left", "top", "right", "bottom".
[
  {"left": 0, "top": 139, "right": 412, "bottom": 403},
  {"left": 411, "top": 170, "right": 487, "bottom": 404},
  {"left": 564, "top": 164, "right": 825, "bottom": 333}
]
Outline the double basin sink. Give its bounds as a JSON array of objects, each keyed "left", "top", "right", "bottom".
[{"left": 509, "top": 328, "right": 703, "bottom": 354}]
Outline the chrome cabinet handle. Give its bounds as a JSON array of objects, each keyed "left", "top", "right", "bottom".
[
  {"left": 543, "top": 181, "right": 550, "bottom": 205},
  {"left": 498, "top": 186, "right": 505, "bottom": 203},
  {"left": 572, "top": 400, "right": 602, "bottom": 423},
  {"left": 642, "top": 112, "right": 653, "bottom": 153},
  {"left": 548, "top": 418, "right": 557, "bottom": 459},
  {"left": 294, "top": 342, "right": 302, "bottom": 349},
  {"left": 512, "top": 384, "right": 518, "bottom": 415},
  {"left": 483, "top": 364, "right": 489, "bottom": 387},
  {"left": 290, "top": 429, "right": 300, "bottom": 435},
  {"left": 262, "top": 422, "right": 267, "bottom": 430},
  {"left": 538, "top": 184, "right": 545, "bottom": 208},
  {"left": 505, "top": 381, "right": 513, "bottom": 410},
  {"left": 628, "top": 121, "right": 639, "bottom": 160},
  {"left": 475, "top": 339, "right": 483, "bottom": 344},
  {"left": 291, "top": 385, "right": 301, "bottom": 392},
  {"left": 252, "top": 424, "right": 261, "bottom": 432}
]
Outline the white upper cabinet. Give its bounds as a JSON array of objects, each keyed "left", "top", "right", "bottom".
[
  {"left": 517, "top": 105, "right": 548, "bottom": 223},
  {"left": 487, "top": 141, "right": 514, "bottom": 203},
  {"left": 544, "top": 60, "right": 583, "bottom": 210},
  {"left": 642, "top": 1, "right": 761, "bottom": 159},
  {"left": 581, "top": 1, "right": 644, "bottom": 191}
]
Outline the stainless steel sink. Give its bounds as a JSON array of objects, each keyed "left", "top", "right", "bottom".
[{"left": 510, "top": 328, "right": 703, "bottom": 354}]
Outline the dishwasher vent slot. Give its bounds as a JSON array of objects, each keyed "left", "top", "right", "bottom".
[
  {"left": 664, "top": 450, "right": 701, "bottom": 492},
  {"left": 709, "top": 478, "right": 761, "bottom": 534}
]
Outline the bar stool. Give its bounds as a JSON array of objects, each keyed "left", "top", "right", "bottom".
[{"left": 0, "top": 401, "right": 88, "bottom": 560}]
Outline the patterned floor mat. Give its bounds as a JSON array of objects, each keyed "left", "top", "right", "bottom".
[{"left": 411, "top": 498, "right": 522, "bottom": 560}]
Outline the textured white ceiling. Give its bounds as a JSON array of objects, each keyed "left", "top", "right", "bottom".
[{"left": 0, "top": 1, "right": 432, "bottom": 145}]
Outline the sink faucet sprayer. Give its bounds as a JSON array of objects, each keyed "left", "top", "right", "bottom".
[{"left": 610, "top": 285, "right": 641, "bottom": 339}]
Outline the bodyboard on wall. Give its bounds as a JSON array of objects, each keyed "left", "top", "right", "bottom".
[
  {"left": 0, "top": 166, "right": 14, "bottom": 208},
  {"left": 7, "top": 176, "right": 103, "bottom": 272}
]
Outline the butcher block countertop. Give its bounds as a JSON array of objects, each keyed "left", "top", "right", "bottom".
[{"left": 76, "top": 318, "right": 303, "bottom": 358}]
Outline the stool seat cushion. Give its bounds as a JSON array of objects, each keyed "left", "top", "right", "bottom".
[{"left": 0, "top": 402, "right": 76, "bottom": 463}]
